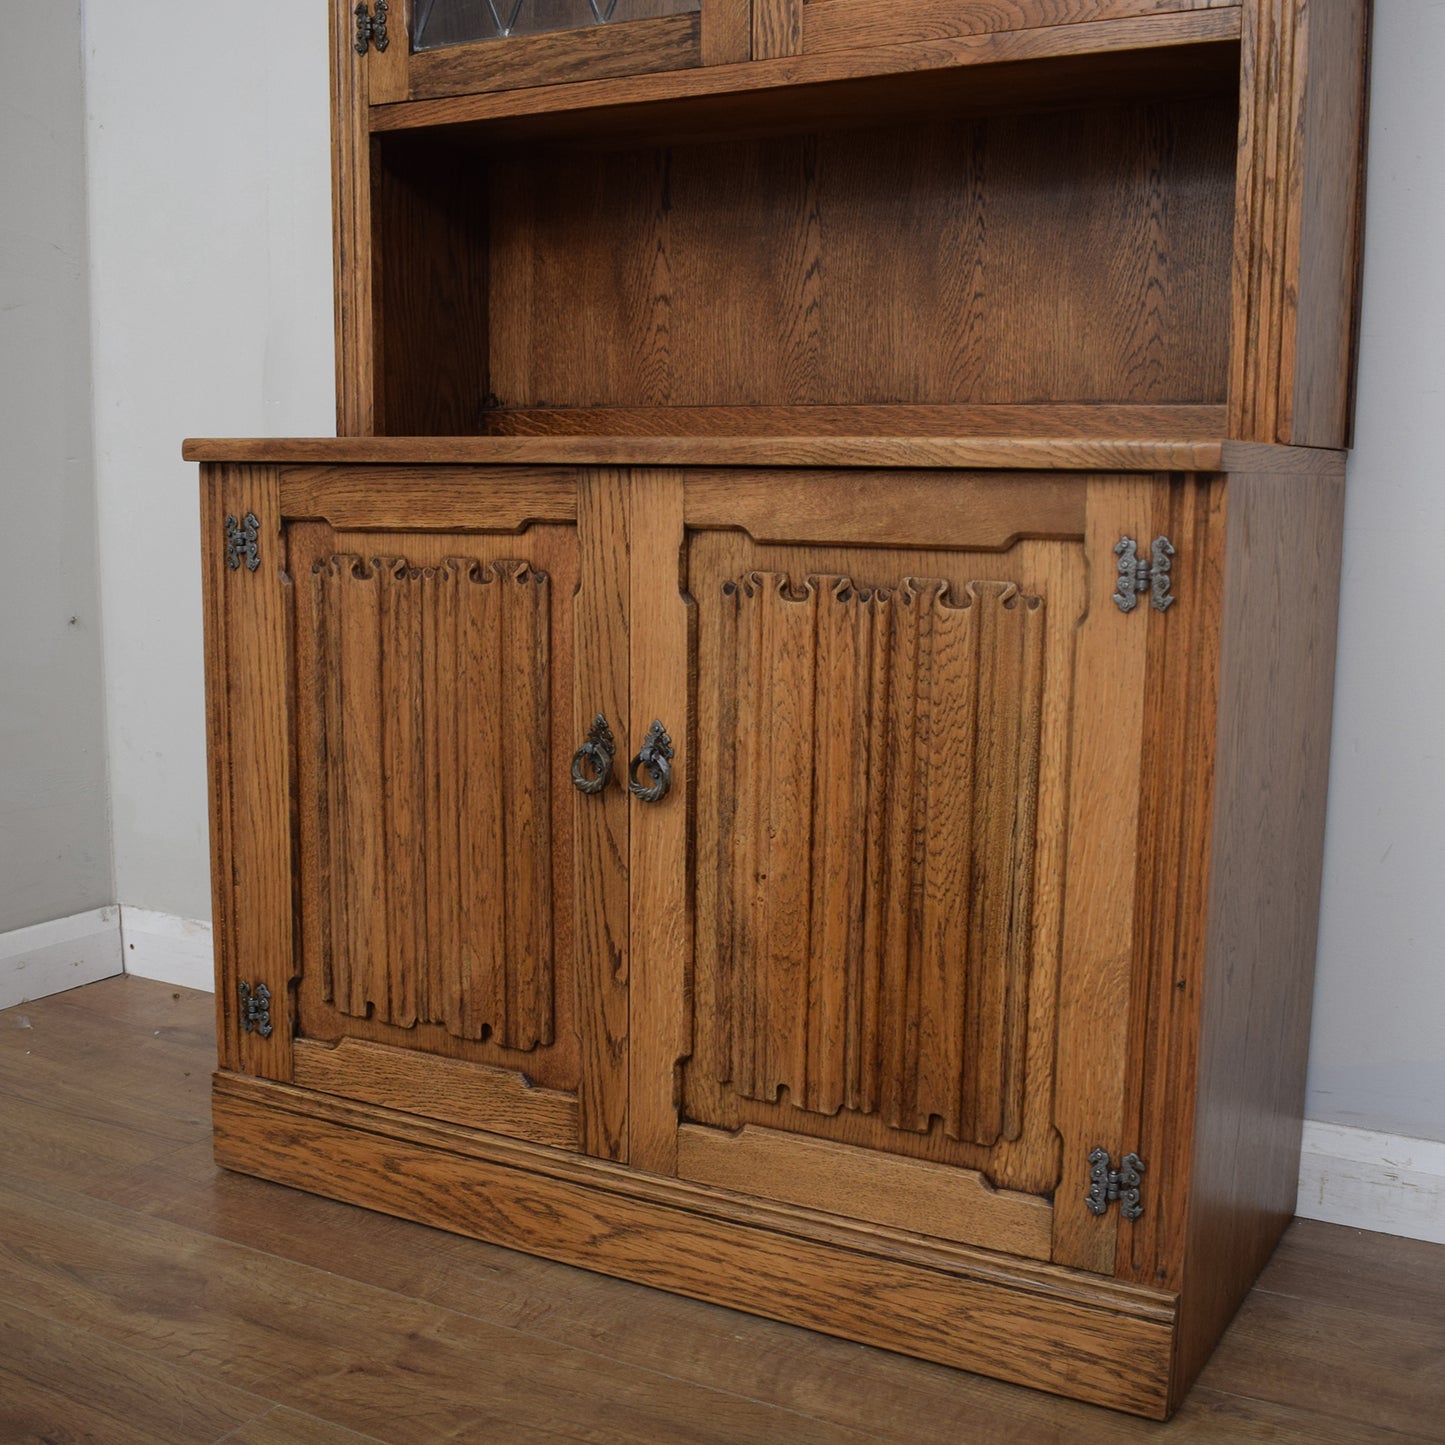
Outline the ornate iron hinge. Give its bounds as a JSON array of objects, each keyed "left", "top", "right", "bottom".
[
  {"left": 225, "top": 512, "right": 260, "bottom": 572},
  {"left": 354, "top": 1, "right": 390, "bottom": 53},
  {"left": 1086, "top": 1148, "right": 1146, "bottom": 1220},
  {"left": 238, "top": 980, "right": 274, "bottom": 1039},
  {"left": 1113, "top": 535, "right": 1175, "bottom": 614}
]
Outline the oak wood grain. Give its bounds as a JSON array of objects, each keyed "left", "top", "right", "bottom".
[
  {"left": 683, "top": 468, "right": 1086, "bottom": 546},
  {"left": 1049, "top": 474, "right": 1158, "bottom": 1274},
  {"left": 677, "top": 1125, "right": 1054, "bottom": 1258},
  {"left": 200, "top": 464, "right": 294, "bottom": 1083},
  {"left": 277, "top": 465, "right": 578, "bottom": 529},
  {"left": 753, "top": 0, "right": 803, "bottom": 58},
  {"left": 573, "top": 468, "right": 632, "bottom": 1160},
  {"left": 481, "top": 402, "right": 1229, "bottom": 438},
  {"left": 480, "top": 105, "right": 1232, "bottom": 416},
  {"left": 627, "top": 469, "right": 691, "bottom": 1175},
  {"left": 368, "top": 10, "right": 1241, "bottom": 133},
  {"left": 801, "top": 0, "right": 1238, "bottom": 56},
  {"left": 1229, "top": 0, "right": 1370, "bottom": 446},
  {"left": 683, "top": 522, "right": 1082, "bottom": 1200},
  {"left": 186, "top": 435, "right": 1231, "bottom": 470},
  {"left": 393, "top": 13, "right": 703, "bottom": 103},
  {"left": 210, "top": 1074, "right": 1178, "bottom": 1417},
  {"left": 331, "top": 0, "right": 373, "bottom": 435},
  {"left": 291, "top": 1037, "right": 580, "bottom": 1149},
  {"left": 287, "top": 520, "right": 585, "bottom": 1098},
  {"left": 1169, "top": 459, "right": 1346, "bottom": 1408}
]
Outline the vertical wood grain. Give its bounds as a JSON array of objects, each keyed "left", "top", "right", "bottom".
[
  {"left": 202, "top": 465, "right": 295, "bottom": 1083},
  {"left": 1170, "top": 459, "right": 1346, "bottom": 1408},
  {"left": 1119, "top": 474, "right": 1225, "bottom": 1295},
  {"left": 332, "top": 0, "right": 374, "bottom": 435},
  {"left": 484, "top": 105, "right": 1233, "bottom": 417},
  {"left": 752, "top": 0, "right": 804, "bottom": 58},
  {"left": 700, "top": 0, "right": 752, "bottom": 63},
  {"left": 1050, "top": 474, "right": 1158, "bottom": 1274},
  {"left": 1230, "top": 0, "right": 1370, "bottom": 446},
  {"left": 304, "top": 555, "right": 555, "bottom": 1050},
  {"left": 628, "top": 470, "right": 690, "bottom": 1175},
  {"left": 711, "top": 572, "right": 1044, "bottom": 1145},
  {"left": 371, "top": 140, "right": 490, "bottom": 436},
  {"left": 575, "top": 470, "right": 632, "bottom": 1161}
]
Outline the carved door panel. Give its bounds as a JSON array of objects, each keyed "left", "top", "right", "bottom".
[
  {"left": 269, "top": 465, "right": 628, "bottom": 1161},
  {"left": 629, "top": 467, "right": 1168, "bottom": 1267}
]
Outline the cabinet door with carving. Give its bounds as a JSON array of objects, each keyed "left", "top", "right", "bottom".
[
  {"left": 203, "top": 462, "right": 629, "bottom": 1162},
  {"left": 628, "top": 467, "right": 1197, "bottom": 1271}
]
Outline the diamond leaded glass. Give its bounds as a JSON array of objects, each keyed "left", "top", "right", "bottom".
[{"left": 413, "top": 0, "right": 700, "bottom": 51}]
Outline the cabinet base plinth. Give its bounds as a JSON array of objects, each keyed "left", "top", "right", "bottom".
[{"left": 212, "top": 1071, "right": 1179, "bottom": 1419}]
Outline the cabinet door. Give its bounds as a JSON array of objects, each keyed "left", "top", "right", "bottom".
[
  {"left": 628, "top": 467, "right": 1173, "bottom": 1270},
  {"left": 360, "top": 0, "right": 751, "bottom": 105},
  {"left": 203, "top": 463, "right": 629, "bottom": 1161},
  {"left": 748, "top": 0, "right": 1235, "bottom": 61}
]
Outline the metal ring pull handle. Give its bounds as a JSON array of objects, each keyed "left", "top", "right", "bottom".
[
  {"left": 628, "top": 720, "right": 674, "bottom": 804},
  {"left": 570, "top": 714, "right": 616, "bottom": 796}
]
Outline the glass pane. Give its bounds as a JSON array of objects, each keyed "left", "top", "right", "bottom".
[{"left": 413, "top": 0, "right": 700, "bottom": 51}]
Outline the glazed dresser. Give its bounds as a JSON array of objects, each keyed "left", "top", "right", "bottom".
[{"left": 188, "top": 0, "right": 1371, "bottom": 1417}]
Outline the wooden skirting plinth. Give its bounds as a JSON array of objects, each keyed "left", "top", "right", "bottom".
[{"left": 212, "top": 1071, "right": 1179, "bottom": 1419}]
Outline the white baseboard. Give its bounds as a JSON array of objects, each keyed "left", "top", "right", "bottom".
[
  {"left": 0, "top": 906, "right": 123, "bottom": 1010},
  {"left": 1296, "top": 1121, "right": 1445, "bottom": 1245},
  {"left": 120, "top": 906, "right": 215, "bottom": 992}
]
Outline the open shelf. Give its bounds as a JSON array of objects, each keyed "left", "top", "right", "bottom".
[{"left": 370, "top": 85, "right": 1239, "bottom": 439}]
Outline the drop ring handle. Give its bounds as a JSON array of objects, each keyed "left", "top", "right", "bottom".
[
  {"left": 570, "top": 714, "right": 616, "bottom": 796},
  {"left": 628, "top": 720, "right": 674, "bottom": 804}
]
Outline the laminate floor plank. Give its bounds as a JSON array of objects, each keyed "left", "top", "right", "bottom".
[
  {"left": 0, "top": 1171, "right": 877, "bottom": 1445},
  {"left": 3, "top": 977, "right": 1443, "bottom": 1445},
  {"left": 215, "top": 1406, "right": 389, "bottom": 1444},
  {"left": 0, "top": 1298, "right": 269, "bottom": 1445},
  {"left": 1196, "top": 1287, "right": 1445, "bottom": 1438},
  {"left": 1256, "top": 1215, "right": 1445, "bottom": 1321}
]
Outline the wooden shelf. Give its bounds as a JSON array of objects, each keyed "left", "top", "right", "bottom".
[{"left": 183, "top": 434, "right": 1343, "bottom": 473}]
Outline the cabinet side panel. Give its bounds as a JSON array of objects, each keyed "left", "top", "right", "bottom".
[
  {"left": 333, "top": 0, "right": 373, "bottom": 435},
  {"left": 372, "top": 139, "right": 491, "bottom": 437},
  {"left": 1229, "top": 0, "right": 1369, "bottom": 446},
  {"left": 1285, "top": 0, "right": 1369, "bottom": 448},
  {"left": 1171, "top": 460, "right": 1345, "bottom": 1406}
]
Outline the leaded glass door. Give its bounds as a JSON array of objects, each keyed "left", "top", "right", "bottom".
[{"left": 358, "top": 0, "right": 751, "bottom": 105}]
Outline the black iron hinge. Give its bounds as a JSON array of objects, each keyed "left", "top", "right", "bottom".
[
  {"left": 1113, "top": 535, "right": 1175, "bottom": 614},
  {"left": 355, "top": 1, "right": 390, "bottom": 54},
  {"left": 238, "top": 980, "right": 274, "bottom": 1039},
  {"left": 225, "top": 512, "right": 260, "bottom": 572},
  {"left": 1086, "top": 1147, "right": 1146, "bottom": 1221}
]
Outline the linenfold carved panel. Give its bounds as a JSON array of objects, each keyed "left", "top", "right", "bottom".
[
  {"left": 307, "top": 554, "right": 554, "bottom": 1050},
  {"left": 711, "top": 572, "right": 1045, "bottom": 1147}
]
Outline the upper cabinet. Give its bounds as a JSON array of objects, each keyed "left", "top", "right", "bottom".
[
  {"left": 356, "top": 0, "right": 751, "bottom": 103},
  {"left": 335, "top": 0, "right": 1369, "bottom": 449}
]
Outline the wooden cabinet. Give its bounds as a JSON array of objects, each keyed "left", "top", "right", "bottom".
[{"left": 192, "top": 0, "right": 1371, "bottom": 1421}]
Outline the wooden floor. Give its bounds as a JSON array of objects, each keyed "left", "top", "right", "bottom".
[{"left": 1, "top": 976, "right": 1441, "bottom": 1444}]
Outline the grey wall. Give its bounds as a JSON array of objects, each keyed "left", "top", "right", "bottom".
[
  {"left": 85, "top": 0, "right": 335, "bottom": 920},
  {"left": 1303, "top": 0, "right": 1445, "bottom": 1146},
  {"left": 0, "top": 1, "right": 112, "bottom": 932}
]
